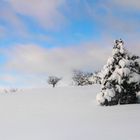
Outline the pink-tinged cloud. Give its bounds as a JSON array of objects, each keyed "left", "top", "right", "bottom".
[
  {"left": 0, "top": 26, "right": 6, "bottom": 38},
  {"left": 111, "top": 0, "right": 140, "bottom": 10},
  {"left": 3, "top": 42, "right": 111, "bottom": 84},
  {"left": 9, "top": 0, "right": 67, "bottom": 30},
  {"left": 1, "top": 38, "right": 140, "bottom": 87},
  {"left": 0, "top": 3, "right": 28, "bottom": 37}
]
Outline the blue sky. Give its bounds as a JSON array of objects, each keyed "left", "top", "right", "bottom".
[{"left": 0, "top": 0, "right": 140, "bottom": 88}]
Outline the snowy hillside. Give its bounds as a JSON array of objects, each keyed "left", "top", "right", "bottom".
[{"left": 0, "top": 85, "right": 140, "bottom": 140}]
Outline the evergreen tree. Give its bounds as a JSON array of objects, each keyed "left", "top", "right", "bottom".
[{"left": 96, "top": 39, "right": 140, "bottom": 106}]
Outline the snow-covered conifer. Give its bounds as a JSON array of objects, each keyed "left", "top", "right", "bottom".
[{"left": 96, "top": 39, "right": 140, "bottom": 106}]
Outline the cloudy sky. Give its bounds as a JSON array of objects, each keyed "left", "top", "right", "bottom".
[{"left": 0, "top": 0, "right": 140, "bottom": 88}]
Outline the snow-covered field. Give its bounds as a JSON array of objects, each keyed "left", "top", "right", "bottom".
[{"left": 0, "top": 85, "right": 139, "bottom": 140}]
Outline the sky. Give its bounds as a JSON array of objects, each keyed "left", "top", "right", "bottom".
[{"left": 0, "top": 0, "right": 140, "bottom": 88}]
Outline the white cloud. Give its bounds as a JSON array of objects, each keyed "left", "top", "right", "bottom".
[
  {"left": 0, "top": 0, "right": 67, "bottom": 37},
  {"left": 1, "top": 39, "right": 140, "bottom": 87},
  {"left": 5, "top": 44, "right": 47, "bottom": 74},
  {"left": 0, "top": 74, "right": 18, "bottom": 83},
  {"left": 111, "top": 0, "right": 140, "bottom": 10},
  {"left": 3, "top": 42, "right": 112, "bottom": 87},
  {"left": 5, "top": 43, "right": 110, "bottom": 74},
  {"left": 0, "top": 26, "right": 6, "bottom": 38},
  {"left": 1, "top": 0, "right": 140, "bottom": 36},
  {"left": 9, "top": 0, "right": 67, "bottom": 30},
  {"left": 84, "top": 1, "right": 140, "bottom": 34},
  {"left": 0, "top": 1, "right": 28, "bottom": 37}
]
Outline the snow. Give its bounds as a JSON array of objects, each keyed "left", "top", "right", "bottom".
[
  {"left": 112, "top": 47, "right": 119, "bottom": 55},
  {"left": 120, "top": 45, "right": 125, "bottom": 54},
  {"left": 96, "top": 92, "right": 105, "bottom": 104},
  {"left": 107, "top": 57, "right": 114, "bottom": 66},
  {"left": 97, "top": 88, "right": 115, "bottom": 104},
  {"left": 104, "top": 88, "right": 115, "bottom": 98},
  {"left": 112, "top": 40, "right": 125, "bottom": 56},
  {"left": 122, "top": 67, "right": 131, "bottom": 76},
  {"left": 129, "top": 73, "right": 140, "bottom": 83},
  {"left": 135, "top": 58, "right": 140, "bottom": 64},
  {"left": 108, "top": 67, "right": 130, "bottom": 85},
  {"left": 116, "top": 85, "right": 122, "bottom": 92},
  {"left": 119, "top": 59, "right": 125, "bottom": 68},
  {"left": 0, "top": 85, "right": 139, "bottom": 140},
  {"left": 109, "top": 67, "right": 122, "bottom": 84},
  {"left": 119, "top": 59, "right": 130, "bottom": 68}
]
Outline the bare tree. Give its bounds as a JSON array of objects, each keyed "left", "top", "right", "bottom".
[
  {"left": 72, "top": 70, "right": 93, "bottom": 86},
  {"left": 47, "top": 76, "right": 62, "bottom": 88}
]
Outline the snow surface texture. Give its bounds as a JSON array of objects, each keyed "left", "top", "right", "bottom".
[{"left": 0, "top": 86, "right": 140, "bottom": 140}]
